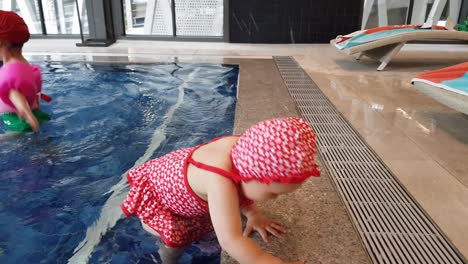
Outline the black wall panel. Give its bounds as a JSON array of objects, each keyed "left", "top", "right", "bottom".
[{"left": 229, "top": 0, "right": 362, "bottom": 43}]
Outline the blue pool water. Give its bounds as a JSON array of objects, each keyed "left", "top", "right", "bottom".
[{"left": 0, "top": 61, "right": 239, "bottom": 264}]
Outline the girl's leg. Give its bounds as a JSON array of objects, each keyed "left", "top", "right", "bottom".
[
  {"left": 158, "top": 244, "right": 186, "bottom": 264},
  {"left": 0, "top": 132, "right": 20, "bottom": 141},
  {"left": 142, "top": 223, "right": 187, "bottom": 264}
]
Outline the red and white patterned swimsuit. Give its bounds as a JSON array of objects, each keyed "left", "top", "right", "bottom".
[
  {"left": 121, "top": 137, "right": 251, "bottom": 248},
  {"left": 122, "top": 117, "right": 320, "bottom": 247}
]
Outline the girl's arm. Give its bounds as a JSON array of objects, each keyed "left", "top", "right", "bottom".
[
  {"left": 207, "top": 176, "right": 282, "bottom": 264},
  {"left": 9, "top": 90, "right": 39, "bottom": 132},
  {"left": 207, "top": 176, "right": 301, "bottom": 264}
]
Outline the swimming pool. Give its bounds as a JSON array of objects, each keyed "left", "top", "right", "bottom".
[{"left": 0, "top": 61, "right": 239, "bottom": 264}]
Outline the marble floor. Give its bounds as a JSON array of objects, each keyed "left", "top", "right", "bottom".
[{"left": 23, "top": 39, "right": 468, "bottom": 263}]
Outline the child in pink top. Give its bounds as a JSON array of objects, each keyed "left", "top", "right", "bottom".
[
  {"left": 122, "top": 117, "right": 320, "bottom": 264},
  {"left": 0, "top": 10, "right": 51, "bottom": 133}
]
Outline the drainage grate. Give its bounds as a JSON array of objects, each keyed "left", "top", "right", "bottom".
[{"left": 273, "top": 56, "right": 466, "bottom": 264}]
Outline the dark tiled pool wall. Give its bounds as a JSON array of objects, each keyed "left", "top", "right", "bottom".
[{"left": 229, "top": 0, "right": 362, "bottom": 43}]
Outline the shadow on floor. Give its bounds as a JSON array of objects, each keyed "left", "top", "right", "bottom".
[{"left": 421, "top": 112, "right": 468, "bottom": 144}]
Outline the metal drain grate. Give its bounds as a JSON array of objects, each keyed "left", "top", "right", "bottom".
[{"left": 273, "top": 56, "right": 466, "bottom": 264}]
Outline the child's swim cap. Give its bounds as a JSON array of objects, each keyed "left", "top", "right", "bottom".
[
  {"left": 0, "top": 11, "right": 30, "bottom": 44},
  {"left": 231, "top": 117, "right": 320, "bottom": 184}
]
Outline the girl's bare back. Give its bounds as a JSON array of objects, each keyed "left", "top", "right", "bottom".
[{"left": 187, "top": 136, "right": 239, "bottom": 201}]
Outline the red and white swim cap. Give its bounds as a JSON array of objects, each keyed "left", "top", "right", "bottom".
[{"left": 231, "top": 117, "right": 320, "bottom": 184}]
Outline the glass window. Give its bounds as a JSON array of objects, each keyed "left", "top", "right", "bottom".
[
  {"left": 123, "top": 0, "right": 173, "bottom": 35},
  {"left": 362, "top": 0, "right": 464, "bottom": 29},
  {"left": 42, "top": 0, "right": 89, "bottom": 35},
  {"left": 434, "top": 0, "right": 462, "bottom": 26},
  {"left": 122, "top": 0, "right": 224, "bottom": 37},
  {"left": 0, "top": 0, "right": 88, "bottom": 35},
  {"left": 362, "top": 0, "right": 411, "bottom": 29},
  {"left": 410, "top": 0, "right": 462, "bottom": 26},
  {"left": 175, "top": 0, "right": 223, "bottom": 36}
]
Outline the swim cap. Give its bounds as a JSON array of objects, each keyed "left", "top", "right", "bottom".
[
  {"left": 231, "top": 117, "right": 320, "bottom": 184},
  {"left": 0, "top": 11, "right": 30, "bottom": 44}
]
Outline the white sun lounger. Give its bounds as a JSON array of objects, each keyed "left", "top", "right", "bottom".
[
  {"left": 413, "top": 82, "right": 468, "bottom": 115},
  {"left": 331, "top": 26, "right": 468, "bottom": 71},
  {"left": 411, "top": 62, "right": 468, "bottom": 115}
]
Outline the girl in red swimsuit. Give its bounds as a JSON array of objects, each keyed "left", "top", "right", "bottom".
[{"left": 122, "top": 117, "right": 320, "bottom": 264}]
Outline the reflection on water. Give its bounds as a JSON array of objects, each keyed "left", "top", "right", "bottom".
[{"left": 0, "top": 61, "right": 239, "bottom": 264}]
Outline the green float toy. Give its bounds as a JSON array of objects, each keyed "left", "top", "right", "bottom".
[
  {"left": 456, "top": 20, "right": 468, "bottom": 32},
  {"left": 2, "top": 110, "right": 51, "bottom": 132}
]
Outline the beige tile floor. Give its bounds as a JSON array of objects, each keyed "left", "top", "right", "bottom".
[
  {"left": 295, "top": 45, "right": 468, "bottom": 259},
  {"left": 225, "top": 59, "right": 369, "bottom": 264},
  {"left": 24, "top": 39, "right": 468, "bottom": 262}
]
